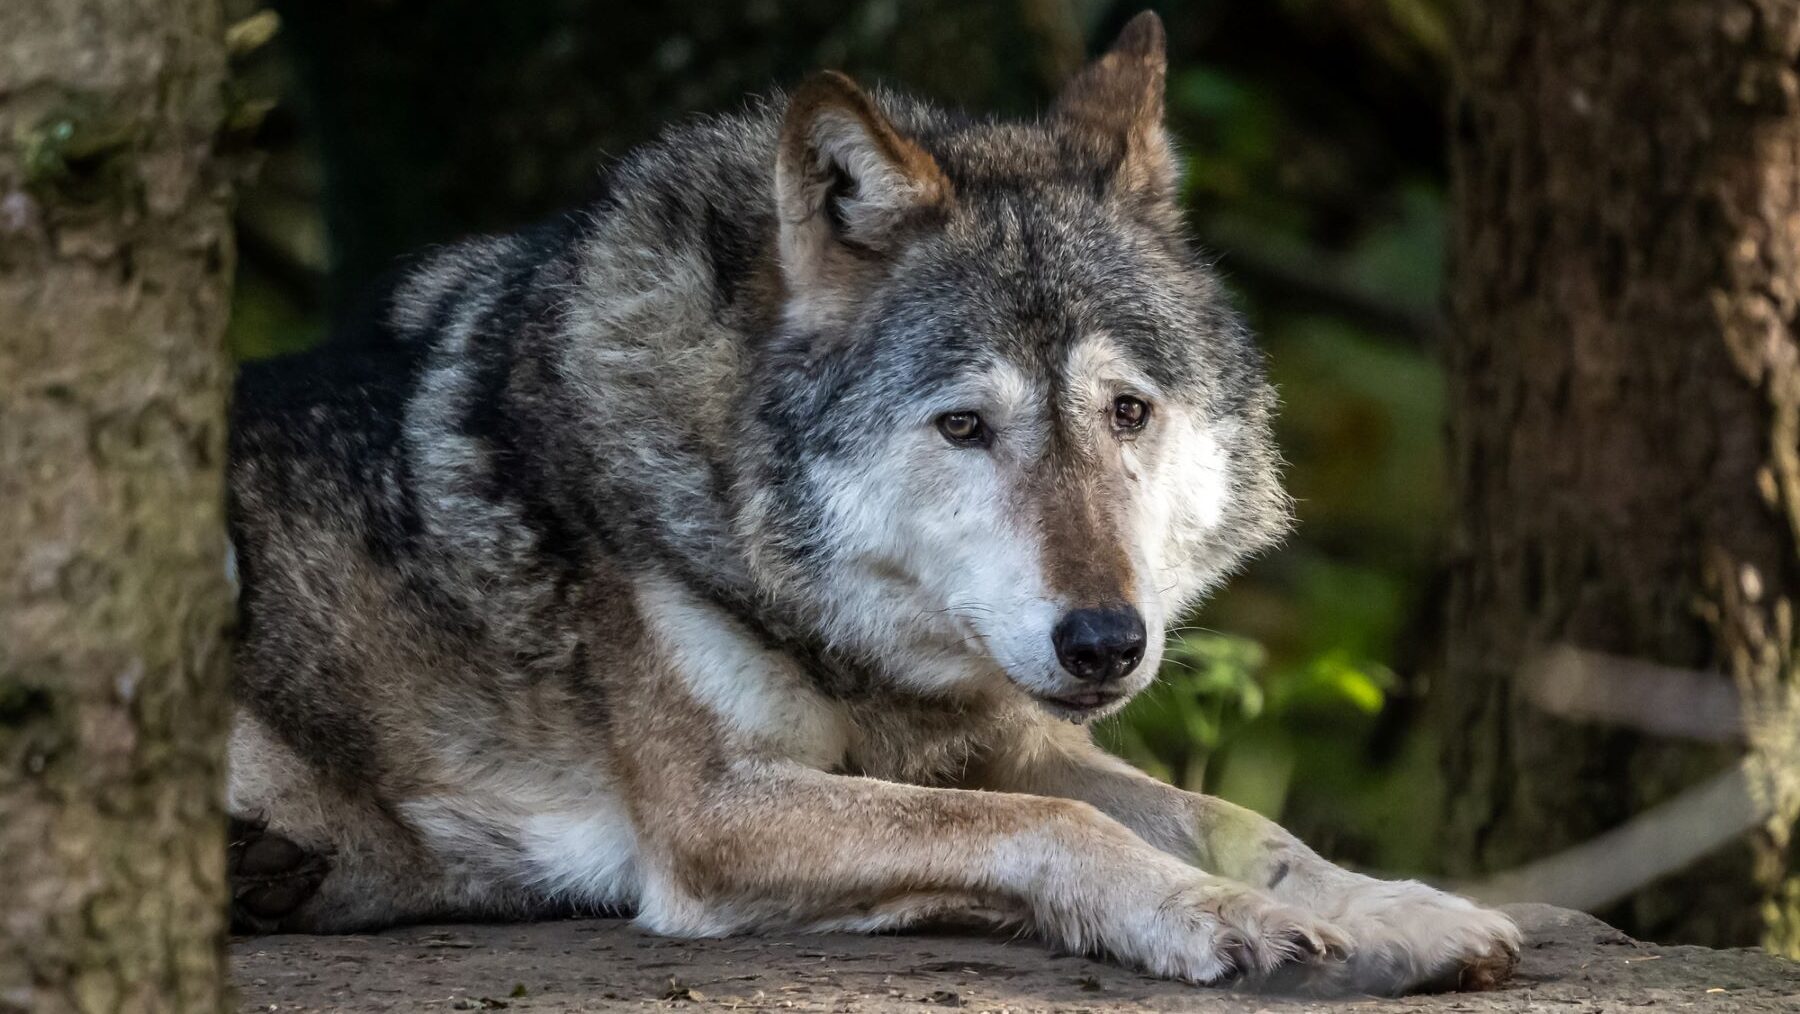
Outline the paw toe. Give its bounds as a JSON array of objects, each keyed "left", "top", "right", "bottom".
[
  {"left": 234, "top": 833, "right": 312, "bottom": 878},
  {"left": 1244, "top": 911, "right": 1350, "bottom": 977},
  {"left": 1287, "top": 925, "right": 1324, "bottom": 957},
  {"left": 1456, "top": 944, "right": 1520, "bottom": 992},
  {"left": 228, "top": 816, "right": 329, "bottom": 932},
  {"left": 1315, "top": 922, "right": 1355, "bottom": 961},
  {"left": 1277, "top": 921, "right": 1339, "bottom": 962},
  {"left": 1212, "top": 925, "right": 1254, "bottom": 978}
]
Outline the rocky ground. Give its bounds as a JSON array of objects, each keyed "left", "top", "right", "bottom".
[{"left": 233, "top": 903, "right": 1799, "bottom": 1012}]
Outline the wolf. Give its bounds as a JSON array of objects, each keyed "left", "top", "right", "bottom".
[{"left": 225, "top": 12, "right": 1519, "bottom": 994}]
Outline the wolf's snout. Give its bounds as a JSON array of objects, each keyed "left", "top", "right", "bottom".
[{"left": 1051, "top": 606, "right": 1147, "bottom": 684}]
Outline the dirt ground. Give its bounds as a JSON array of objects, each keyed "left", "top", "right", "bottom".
[{"left": 232, "top": 903, "right": 1800, "bottom": 1012}]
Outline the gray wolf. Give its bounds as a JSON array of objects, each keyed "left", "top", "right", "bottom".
[{"left": 225, "top": 12, "right": 1519, "bottom": 994}]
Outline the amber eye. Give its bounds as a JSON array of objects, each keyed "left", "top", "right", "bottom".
[
  {"left": 937, "top": 411, "right": 988, "bottom": 446},
  {"left": 1112, "top": 395, "right": 1151, "bottom": 432}
]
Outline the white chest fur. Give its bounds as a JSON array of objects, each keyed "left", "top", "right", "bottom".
[{"left": 635, "top": 573, "right": 853, "bottom": 769}]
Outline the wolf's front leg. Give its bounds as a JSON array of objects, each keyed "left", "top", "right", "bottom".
[
  {"left": 630, "top": 762, "right": 1347, "bottom": 984},
  {"left": 980, "top": 723, "right": 1520, "bottom": 995}
]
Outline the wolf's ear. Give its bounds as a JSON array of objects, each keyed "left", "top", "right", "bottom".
[
  {"left": 775, "top": 72, "right": 950, "bottom": 304},
  {"left": 1053, "top": 11, "right": 1175, "bottom": 201}
]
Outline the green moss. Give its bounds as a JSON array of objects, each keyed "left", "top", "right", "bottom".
[
  {"left": 17, "top": 97, "right": 139, "bottom": 204},
  {"left": 20, "top": 117, "right": 78, "bottom": 184}
]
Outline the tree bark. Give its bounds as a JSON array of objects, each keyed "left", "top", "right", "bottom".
[
  {"left": 1440, "top": 1, "right": 1800, "bottom": 951},
  {"left": 0, "top": 0, "right": 237, "bottom": 1010}
]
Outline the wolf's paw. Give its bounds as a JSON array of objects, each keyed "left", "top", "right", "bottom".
[
  {"left": 1321, "top": 880, "right": 1520, "bottom": 995},
  {"left": 1094, "top": 872, "right": 1351, "bottom": 985},
  {"left": 228, "top": 814, "right": 330, "bottom": 932},
  {"left": 1210, "top": 888, "right": 1354, "bottom": 980}
]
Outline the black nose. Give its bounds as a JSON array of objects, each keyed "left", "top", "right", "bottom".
[{"left": 1052, "top": 606, "right": 1147, "bottom": 684}]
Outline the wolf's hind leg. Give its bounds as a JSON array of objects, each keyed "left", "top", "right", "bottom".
[
  {"left": 228, "top": 814, "right": 331, "bottom": 932},
  {"left": 229, "top": 712, "right": 557, "bottom": 931}
]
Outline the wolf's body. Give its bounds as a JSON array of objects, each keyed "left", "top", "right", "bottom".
[{"left": 226, "top": 14, "right": 1519, "bottom": 994}]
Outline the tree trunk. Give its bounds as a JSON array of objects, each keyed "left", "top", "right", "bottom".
[
  {"left": 1440, "top": 1, "right": 1800, "bottom": 951},
  {"left": 0, "top": 0, "right": 237, "bottom": 1010}
]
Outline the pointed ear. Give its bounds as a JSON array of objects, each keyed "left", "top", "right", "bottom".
[
  {"left": 775, "top": 72, "right": 950, "bottom": 307},
  {"left": 1053, "top": 11, "right": 1175, "bottom": 200}
]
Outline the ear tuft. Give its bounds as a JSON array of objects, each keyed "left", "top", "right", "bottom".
[
  {"left": 777, "top": 72, "right": 949, "bottom": 261},
  {"left": 1053, "top": 11, "right": 1174, "bottom": 199},
  {"left": 1111, "top": 9, "right": 1167, "bottom": 62}
]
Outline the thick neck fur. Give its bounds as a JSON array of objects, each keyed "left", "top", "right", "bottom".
[{"left": 537, "top": 105, "right": 811, "bottom": 647}]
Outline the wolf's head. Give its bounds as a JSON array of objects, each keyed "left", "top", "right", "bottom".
[{"left": 745, "top": 12, "right": 1289, "bottom": 719}]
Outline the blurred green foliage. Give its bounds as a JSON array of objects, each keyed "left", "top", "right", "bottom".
[{"left": 225, "top": 0, "right": 1457, "bottom": 875}]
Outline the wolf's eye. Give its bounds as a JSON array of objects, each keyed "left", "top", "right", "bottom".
[
  {"left": 1112, "top": 395, "right": 1151, "bottom": 432},
  {"left": 936, "top": 411, "right": 988, "bottom": 446}
]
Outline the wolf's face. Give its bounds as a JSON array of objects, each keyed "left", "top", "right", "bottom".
[{"left": 749, "top": 17, "right": 1288, "bottom": 718}]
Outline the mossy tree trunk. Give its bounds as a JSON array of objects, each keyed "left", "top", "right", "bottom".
[
  {"left": 0, "top": 0, "right": 237, "bottom": 1010},
  {"left": 1440, "top": 1, "right": 1800, "bottom": 951}
]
